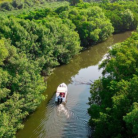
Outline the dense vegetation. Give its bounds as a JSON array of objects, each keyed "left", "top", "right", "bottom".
[
  {"left": 99, "top": 2, "right": 138, "bottom": 33},
  {"left": 59, "top": 6, "right": 114, "bottom": 46},
  {"left": 0, "top": 0, "right": 138, "bottom": 137},
  {"left": 0, "top": 17, "right": 81, "bottom": 73},
  {"left": 0, "top": 0, "right": 59, "bottom": 11},
  {"left": 88, "top": 31, "right": 138, "bottom": 138},
  {"left": 0, "top": 39, "right": 46, "bottom": 137}
]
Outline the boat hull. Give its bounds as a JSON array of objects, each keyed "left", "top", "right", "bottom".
[{"left": 55, "top": 83, "right": 68, "bottom": 103}]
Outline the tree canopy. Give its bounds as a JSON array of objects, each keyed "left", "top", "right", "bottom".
[
  {"left": 0, "top": 39, "right": 46, "bottom": 137},
  {"left": 88, "top": 31, "right": 138, "bottom": 138}
]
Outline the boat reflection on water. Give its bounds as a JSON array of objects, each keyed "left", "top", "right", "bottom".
[{"left": 57, "top": 103, "right": 70, "bottom": 118}]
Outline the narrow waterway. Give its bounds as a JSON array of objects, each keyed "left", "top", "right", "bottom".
[{"left": 17, "top": 31, "right": 132, "bottom": 138}]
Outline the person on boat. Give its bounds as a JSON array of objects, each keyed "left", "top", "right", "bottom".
[
  {"left": 63, "top": 93, "right": 65, "bottom": 97},
  {"left": 60, "top": 93, "right": 63, "bottom": 97},
  {"left": 58, "top": 93, "right": 63, "bottom": 103},
  {"left": 58, "top": 93, "right": 61, "bottom": 99},
  {"left": 58, "top": 94, "right": 61, "bottom": 103}
]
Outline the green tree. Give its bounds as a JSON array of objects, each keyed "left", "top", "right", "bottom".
[
  {"left": 0, "top": 39, "right": 46, "bottom": 137},
  {"left": 0, "top": 39, "right": 8, "bottom": 65},
  {"left": 67, "top": 6, "right": 114, "bottom": 46},
  {"left": 69, "top": 0, "right": 83, "bottom": 6},
  {"left": 88, "top": 32, "right": 138, "bottom": 138}
]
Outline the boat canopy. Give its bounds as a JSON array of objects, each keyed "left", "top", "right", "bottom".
[{"left": 57, "top": 87, "right": 67, "bottom": 93}]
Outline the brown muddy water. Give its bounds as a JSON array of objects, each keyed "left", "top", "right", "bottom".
[{"left": 17, "top": 31, "right": 132, "bottom": 138}]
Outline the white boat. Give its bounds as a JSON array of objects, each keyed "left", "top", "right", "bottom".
[{"left": 55, "top": 83, "right": 68, "bottom": 103}]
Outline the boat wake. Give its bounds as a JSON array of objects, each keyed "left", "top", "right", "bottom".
[{"left": 57, "top": 104, "right": 70, "bottom": 118}]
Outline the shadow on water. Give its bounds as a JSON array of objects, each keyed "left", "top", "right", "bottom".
[{"left": 16, "top": 31, "right": 132, "bottom": 138}]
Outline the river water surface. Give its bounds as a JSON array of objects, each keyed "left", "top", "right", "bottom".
[{"left": 17, "top": 31, "right": 132, "bottom": 138}]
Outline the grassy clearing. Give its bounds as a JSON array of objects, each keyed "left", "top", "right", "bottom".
[
  {"left": 0, "top": 1, "right": 69, "bottom": 16},
  {"left": 0, "top": 0, "right": 11, "bottom": 3}
]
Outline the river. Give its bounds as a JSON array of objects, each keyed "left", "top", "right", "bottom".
[{"left": 17, "top": 31, "right": 132, "bottom": 138}]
